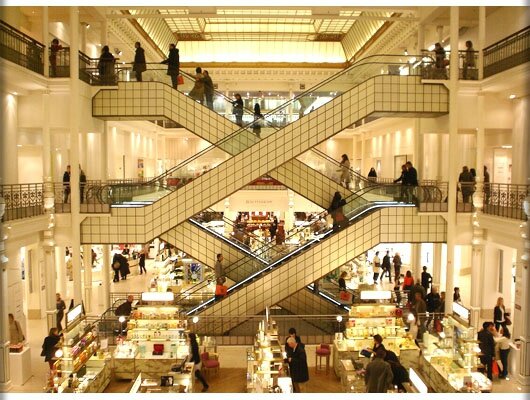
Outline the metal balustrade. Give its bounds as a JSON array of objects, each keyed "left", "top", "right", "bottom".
[
  {"left": 0, "top": 20, "right": 44, "bottom": 75},
  {"left": 420, "top": 50, "right": 479, "bottom": 80},
  {"left": 484, "top": 26, "right": 530, "bottom": 78},
  {"left": 0, "top": 183, "right": 44, "bottom": 221},
  {"left": 483, "top": 183, "right": 529, "bottom": 220}
]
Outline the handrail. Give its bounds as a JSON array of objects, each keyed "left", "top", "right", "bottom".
[
  {"left": 0, "top": 20, "right": 45, "bottom": 47},
  {"left": 483, "top": 25, "right": 530, "bottom": 52}
]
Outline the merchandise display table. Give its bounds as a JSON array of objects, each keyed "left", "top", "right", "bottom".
[
  {"left": 128, "top": 370, "right": 193, "bottom": 393},
  {"left": 9, "top": 347, "right": 32, "bottom": 385}
]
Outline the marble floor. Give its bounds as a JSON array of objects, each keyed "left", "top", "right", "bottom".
[{"left": 5, "top": 260, "right": 529, "bottom": 394}]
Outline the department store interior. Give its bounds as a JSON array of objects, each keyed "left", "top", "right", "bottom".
[{"left": 0, "top": 3, "right": 529, "bottom": 396}]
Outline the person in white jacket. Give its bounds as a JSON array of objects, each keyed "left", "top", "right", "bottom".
[{"left": 494, "top": 328, "right": 511, "bottom": 379}]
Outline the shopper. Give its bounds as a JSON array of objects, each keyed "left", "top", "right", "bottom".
[
  {"left": 381, "top": 251, "right": 392, "bottom": 283},
  {"left": 477, "top": 322, "right": 496, "bottom": 380},
  {"left": 425, "top": 286, "right": 441, "bottom": 330},
  {"left": 41, "top": 327, "right": 61, "bottom": 370},
  {"left": 188, "top": 333, "right": 209, "bottom": 392},
  {"left": 484, "top": 165, "right": 491, "bottom": 203},
  {"left": 459, "top": 166, "right": 475, "bottom": 204},
  {"left": 404, "top": 161, "right": 418, "bottom": 202},
  {"left": 365, "top": 349, "right": 393, "bottom": 393},
  {"left": 393, "top": 253, "right": 402, "bottom": 284},
  {"left": 161, "top": 44, "right": 179, "bottom": 89},
  {"left": 133, "top": 41, "right": 146, "bottom": 82},
  {"left": 79, "top": 165, "right": 87, "bottom": 203},
  {"left": 115, "top": 294, "right": 134, "bottom": 316},
  {"left": 493, "top": 297, "right": 508, "bottom": 333},
  {"left": 232, "top": 93, "right": 244, "bottom": 127},
  {"left": 402, "top": 270, "right": 414, "bottom": 292},
  {"left": 203, "top": 70, "right": 214, "bottom": 110},
  {"left": 434, "top": 42, "right": 447, "bottom": 69},
  {"left": 49, "top": 38, "right": 62, "bottom": 77},
  {"left": 138, "top": 248, "right": 147, "bottom": 274},
  {"left": 413, "top": 291, "right": 427, "bottom": 339},
  {"left": 252, "top": 103, "right": 264, "bottom": 138},
  {"left": 8, "top": 313, "right": 25, "bottom": 344},
  {"left": 284, "top": 327, "right": 302, "bottom": 358},
  {"left": 63, "top": 165, "right": 71, "bottom": 203},
  {"left": 411, "top": 279, "right": 426, "bottom": 301},
  {"left": 372, "top": 251, "right": 381, "bottom": 283},
  {"left": 56, "top": 293, "right": 66, "bottom": 332},
  {"left": 286, "top": 336, "right": 309, "bottom": 393},
  {"left": 393, "top": 164, "right": 407, "bottom": 201},
  {"left": 338, "top": 154, "right": 351, "bottom": 188},
  {"left": 188, "top": 67, "right": 205, "bottom": 104},
  {"left": 367, "top": 167, "right": 377, "bottom": 183},
  {"left": 371, "top": 334, "right": 386, "bottom": 354},
  {"left": 387, "top": 358, "right": 409, "bottom": 392},
  {"left": 463, "top": 40, "right": 476, "bottom": 80},
  {"left": 269, "top": 215, "right": 278, "bottom": 242},
  {"left": 453, "top": 287, "right": 462, "bottom": 303},
  {"left": 98, "top": 45, "right": 116, "bottom": 85},
  {"left": 214, "top": 253, "right": 225, "bottom": 284},
  {"left": 494, "top": 327, "right": 511, "bottom": 379},
  {"left": 421, "top": 266, "right": 433, "bottom": 291},
  {"left": 115, "top": 251, "right": 130, "bottom": 280},
  {"left": 328, "top": 191, "right": 347, "bottom": 232}
]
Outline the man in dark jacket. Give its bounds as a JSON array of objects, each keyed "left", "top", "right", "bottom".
[
  {"left": 425, "top": 286, "right": 441, "bottom": 329},
  {"left": 286, "top": 336, "right": 309, "bottom": 392},
  {"left": 161, "top": 44, "right": 179, "bottom": 89},
  {"left": 62, "top": 165, "right": 71, "bottom": 203},
  {"left": 382, "top": 251, "right": 392, "bottom": 283},
  {"left": 115, "top": 295, "right": 134, "bottom": 316},
  {"left": 133, "top": 41, "right": 146, "bottom": 82},
  {"left": 404, "top": 161, "right": 418, "bottom": 202},
  {"left": 459, "top": 166, "right": 475, "bottom": 203},
  {"left": 421, "top": 266, "right": 433, "bottom": 291},
  {"left": 365, "top": 349, "right": 393, "bottom": 393},
  {"left": 477, "top": 321, "right": 496, "bottom": 380},
  {"left": 203, "top": 70, "right": 214, "bottom": 110}
]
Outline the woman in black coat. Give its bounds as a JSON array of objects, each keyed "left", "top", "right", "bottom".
[
  {"left": 286, "top": 337, "right": 309, "bottom": 392},
  {"left": 133, "top": 41, "right": 146, "bottom": 82},
  {"left": 328, "top": 191, "right": 347, "bottom": 232},
  {"left": 188, "top": 333, "right": 209, "bottom": 392},
  {"left": 41, "top": 327, "right": 61, "bottom": 370},
  {"left": 161, "top": 44, "right": 179, "bottom": 89}
]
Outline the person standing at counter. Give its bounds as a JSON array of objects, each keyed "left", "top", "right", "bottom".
[
  {"left": 286, "top": 336, "right": 309, "bottom": 393},
  {"left": 41, "top": 327, "right": 61, "bottom": 370},
  {"left": 365, "top": 349, "right": 393, "bottom": 393},
  {"left": 8, "top": 313, "right": 25, "bottom": 344},
  {"left": 494, "top": 328, "right": 511, "bottom": 379},
  {"left": 284, "top": 327, "right": 302, "bottom": 358},
  {"left": 477, "top": 322, "right": 496, "bottom": 380},
  {"left": 188, "top": 333, "right": 209, "bottom": 392},
  {"left": 393, "top": 253, "right": 402, "bottom": 284}
]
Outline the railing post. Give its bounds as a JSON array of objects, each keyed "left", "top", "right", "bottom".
[
  {"left": 42, "top": 6, "right": 49, "bottom": 78},
  {"left": 478, "top": 6, "right": 486, "bottom": 80}
]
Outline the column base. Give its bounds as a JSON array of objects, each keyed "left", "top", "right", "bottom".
[
  {"left": 469, "top": 306, "right": 481, "bottom": 331},
  {"left": 0, "top": 341, "right": 12, "bottom": 391}
]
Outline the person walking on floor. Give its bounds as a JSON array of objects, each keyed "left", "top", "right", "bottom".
[
  {"left": 188, "top": 333, "right": 209, "bottom": 392},
  {"left": 188, "top": 67, "right": 205, "bottom": 104},
  {"left": 161, "top": 44, "right": 179, "bottom": 89},
  {"left": 133, "top": 41, "right": 146, "bottom": 82},
  {"left": 373, "top": 251, "right": 381, "bottom": 283},
  {"left": 232, "top": 93, "right": 244, "bottom": 127},
  {"left": 41, "top": 327, "right": 61, "bottom": 370},
  {"left": 203, "top": 70, "right": 214, "bottom": 110},
  {"left": 63, "top": 165, "right": 71, "bottom": 203},
  {"left": 425, "top": 286, "right": 441, "bottom": 330},
  {"left": 365, "top": 349, "right": 393, "bottom": 393},
  {"left": 382, "top": 250, "right": 392, "bottom": 283},
  {"left": 393, "top": 164, "right": 408, "bottom": 201},
  {"left": 138, "top": 247, "right": 147, "bottom": 274},
  {"left": 338, "top": 154, "right": 351, "bottom": 189},
  {"left": 56, "top": 293, "right": 66, "bottom": 332},
  {"left": 494, "top": 327, "right": 511, "bottom": 379},
  {"left": 286, "top": 336, "right": 309, "bottom": 393},
  {"left": 393, "top": 252, "right": 402, "bottom": 284},
  {"left": 421, "top": 266, "right": 433, "bottom": 292}
]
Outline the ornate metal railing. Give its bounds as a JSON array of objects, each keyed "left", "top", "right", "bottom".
[
  {"left": 420, "top": 50, "right": 479, "bottom": 80},
  {"left": 0, "top": 183, "right": 44, "bottom": 221},
  {"left": 49, "top": 46, "right": 70, "bottom": 77},
  {"left": 484, "top": 26, "right": 530, "bottom": 78},
  {"left": 0, "top": 19, "right": 44, "bottom": 75},
  {"left": 53, "top": 180, "right": 110, "bottom": 214},
  {"left": 483, "top": 183, "right": 528, "bottom": 220}
]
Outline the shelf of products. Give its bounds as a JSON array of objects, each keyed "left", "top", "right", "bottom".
[
  {"left": 113, "top": 305, "right": 189, "bottom": 380},
  {"left": 421, "top": 316, "right": 490, "bottom": 393},
  {"left": 246, "top": 319, "right": 291, "bottom": 394},
  {"left": 333, "top": 303, "right": 419, "bottom": 378},
  {"left": 51, "top": 309, "right": 110, "bottom": 394},
  {"left": 128, "top": 370, "right": 194, "bottom": 394}
]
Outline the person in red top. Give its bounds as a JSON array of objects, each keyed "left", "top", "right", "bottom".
[{"left": 402, "top": 270, "right": 414, "bottom": 291}]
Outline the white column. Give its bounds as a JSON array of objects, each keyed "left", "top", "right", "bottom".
[
  {"left": 80, "top": 22, "right": 87, "bottom": 54},
  {"left": 511, "top": 97, "right": 529, "bottom": 185},
  {"left": 417, "top": 23, "right": 425, "bottom": 52},
  {"left": 55, "top": 246, "right": 66, "bottom": 298},
  {"left": 414, "top": 119, "right": 424, "bottom": 178},
  {"left": 101, "top": 122, "right": 109, "bottom": 181},
  {"left": 1, "top": 93, "right": 18, "bottom": 184},
  {"left": 42, "top": 6, "right": 49, "bottom": 78},
  {"left": 100, "top": 17, "right": 108, "bottom": 47},
  {"left": 433, "top": 243, "right": 443, "bottom": 289},
  {"left": 478, "top": 6, "right": 486, "bottom": 80},
  {"left": 411, "top": 243, "right": 422, "bottom": 279},
  {"left": 43, "top": 236, "right": 57, "bottom": 332},
  {"left": 470, "top": 232, "right": 485, "bottom": 330},
  {"left": 515, "top": 200, "right": 530, "bottom": 385},
  {"left": 83, "top": 244, "right": 92, "bottom": 313},
  {"left": 436, "top": 134, "right": 444, "bottom": 181},
  {"left": 70, "top": 7, "right": 83, "bottom": 304},
  {"left": 0, "top": 210, "right": 11, "bottom": 390},
  {"left": 444, "top": 6, "right": 459, "bottom": 314},
  {"left": 360, "top": 132, "right": 366, "bottom": 176},
  {"left": 102, "top": 245, "right": 111, "bottom": 310},
  {"left": 473, "top": 93, "right": 485, "bottom": 210}
]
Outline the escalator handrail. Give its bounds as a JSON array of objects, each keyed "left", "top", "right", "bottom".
[{"left": 305, "top": 148, "right": 372, "bottom": 186}]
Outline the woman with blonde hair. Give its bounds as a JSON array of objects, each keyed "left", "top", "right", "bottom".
[{"left": 494, "top": 297, "right": 509, "bottom": 332}]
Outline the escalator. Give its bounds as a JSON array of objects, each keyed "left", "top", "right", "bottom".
[{"left": 82, "top": 55, "right": 448, "bottom": 244}]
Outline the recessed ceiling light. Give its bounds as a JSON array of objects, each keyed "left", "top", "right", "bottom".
[
  {"left": 509, "top": 94, "right": 516, "bottom": 99},
  {"left": 12, "top": 92, "right": 18, "bottom": 96}
]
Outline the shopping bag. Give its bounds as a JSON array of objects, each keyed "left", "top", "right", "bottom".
[
  {"left": 434, "top": 319, "right": 443, "bottom": 333},
  {"left": 492, "top": 359, "right": 500, "bottom": 377},
  {"left": 177, "top": 74, "right": 184, "bottom": 85},
  {"left": 339, "top": 290, "right": 352, "bottom": 302},
  {"left": 215, "top": 284, "right": 227, "bottom": 297}
]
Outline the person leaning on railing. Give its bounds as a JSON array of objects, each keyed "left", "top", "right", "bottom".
[
  {"left": 98, "top": 45, "right": 116, "bottom": 85},
  {"left": 463, "top": 40, "right": 476, "bottom": 80},
  {"left": 49, "top": 38, "right": 62, "bottom": 77}
]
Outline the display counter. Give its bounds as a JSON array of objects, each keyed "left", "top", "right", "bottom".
[
  {"left": 129, "top": 369, "right": 194, "bottom": 393},
  {"left": 9, "top": 346, "right": 32, "bottom": 385}
]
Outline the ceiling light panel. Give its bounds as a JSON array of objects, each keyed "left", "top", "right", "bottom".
[{"left": 216, "top": 9, "right": 312, "bottom": 16}]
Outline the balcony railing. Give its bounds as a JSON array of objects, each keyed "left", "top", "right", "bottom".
[
  {"left": 49, "top": 46, "right": 70, "bottom": 77},
  {"left": 420, "top": 50, "right": 479, "bottom": 80},
  {"left": 0, "top": 183, "right": 44, "bottom": 221},
  {"left": 0, "top": 20, "right": 44, "bottom": 75},
  {"left": 483, "top": 183, "right": 529, "bottom": 220},
  {"left": 484, "top": 26, "right": 530, "bottom": 78},
  {"left": 53, "top": 180, "right": 111, "bottom": 214}
]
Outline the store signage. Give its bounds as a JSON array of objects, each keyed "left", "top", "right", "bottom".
[
  {"left": 141, "top": 292, "right": 175, "bottom": 302},
  {"left": 452, "top": 302, "right": 470, "bottom": 322},
  {"left": 409, "top": 368, "right": 428, "bottom": 393},
  {"left": 66, "top": 304, "right": 83, "bottom": 325},
  {"left": 360, "top": 290, "right": 392, "bottom": 300}
]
